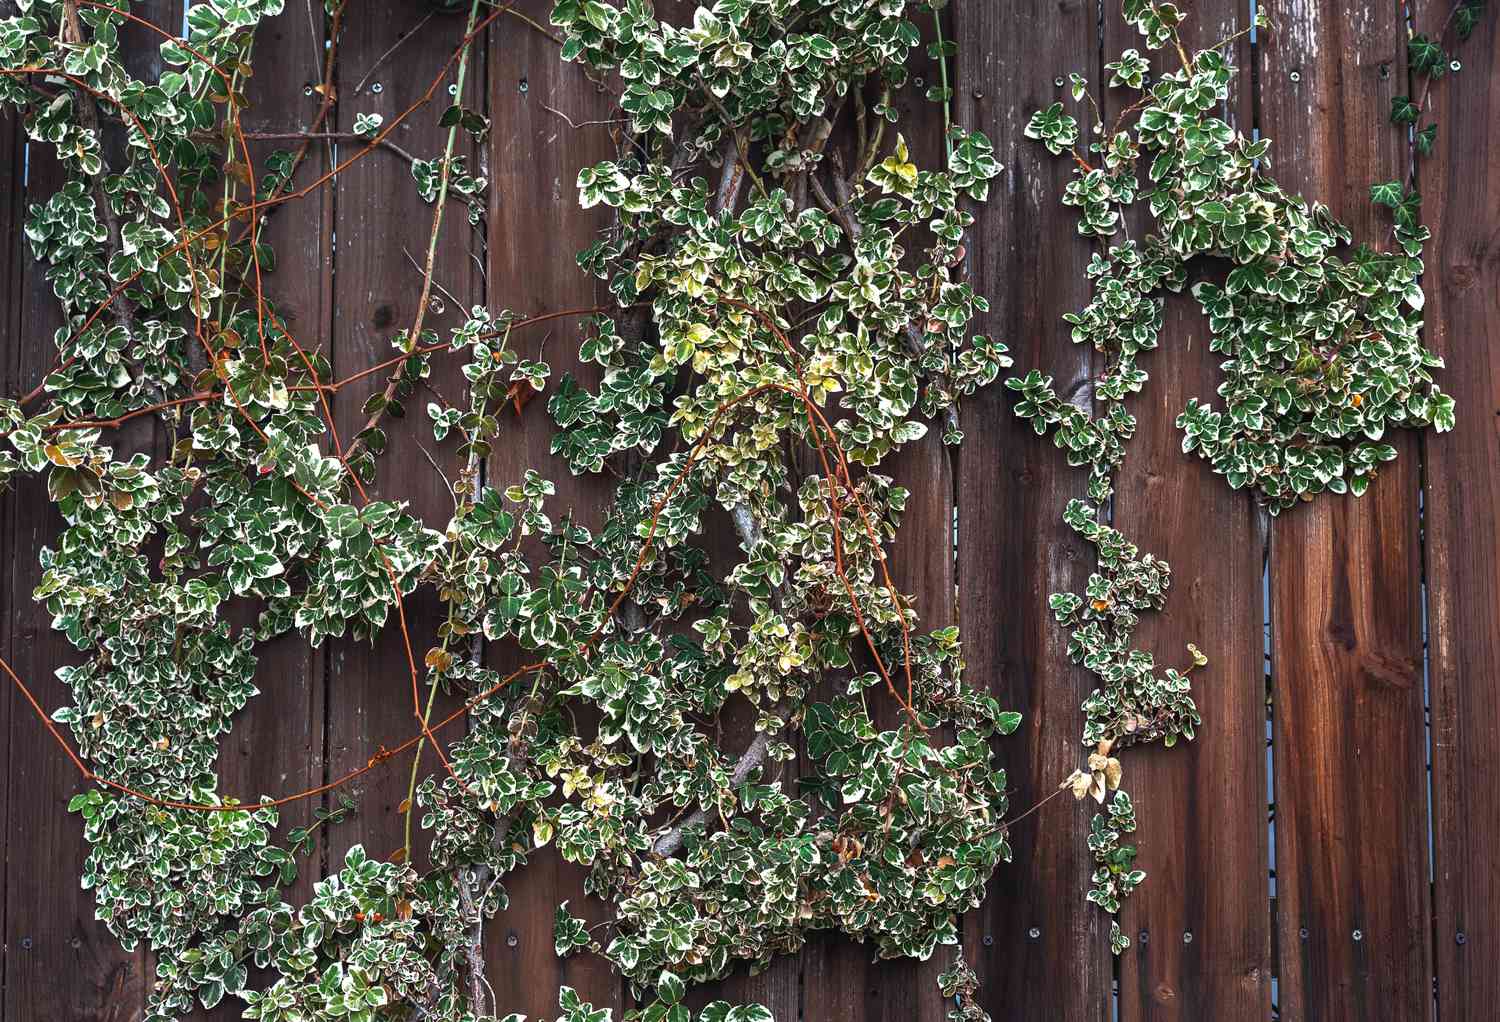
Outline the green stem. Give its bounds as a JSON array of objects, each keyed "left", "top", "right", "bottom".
[{"left": 933, "top": 5, "right": 952, "bottom": 162}]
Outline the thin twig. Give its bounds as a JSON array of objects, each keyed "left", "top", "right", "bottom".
[{"left": 353, "top": 10, "right": 436, "bottom": 96}]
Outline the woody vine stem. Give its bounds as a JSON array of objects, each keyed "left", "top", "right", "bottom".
[{"left": 0, "top": 1, "right": 1485, "bottom": 1020}]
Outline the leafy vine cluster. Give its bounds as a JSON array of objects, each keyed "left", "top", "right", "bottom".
[
  {"left": 0, "top": 0, "right": 1480, "bottom": 1019},
  {"left": 1011, "top": 0, "right": 1474, "bottom": 953}
]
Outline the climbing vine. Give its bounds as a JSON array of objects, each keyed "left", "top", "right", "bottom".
[{"left": 0, "top": 0, "right": 1483, "bottom": 1019}]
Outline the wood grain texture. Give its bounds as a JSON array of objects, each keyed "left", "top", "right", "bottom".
[
  {"left": 951, "top": 2, "right": 1111, "bottom": 1019},
  {"left": 1, "top": 2, "right": 186, "bottom": 1014},
  {"left": 1259, "top": 3, "right": 1433, "bottom": 1019},
  {"left": 325, "top": 0, "right": 482, "bottom": 877},
  {"left": 0, "top": 90, "right": 21, "bottom": 1022},
  {"left": 1416, "top": 3, "right": 1500, "bottom": 1019},
  {"left": 1104, "top": 5, "right": 1272, "bottom": 1019},
  {"left": 4, "top": 133, "right": 149, "bottom": 1022},
  {"left": 482, "top": 3, "right": 624, "bottom": 1016},
  {"left": 800, "top": 14, "right": 959, "bottom": 1021},
  {"left": 220, "top": 0, "right": 330, "bottom": 919}
]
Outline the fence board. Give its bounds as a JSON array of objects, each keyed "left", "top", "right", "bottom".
[
  {"left": 800, "top": 18, "right": 959, "bottom": 1022},
  {"left": 482, "top": 3, "right": 625, "bottom": 1015},
  {"left": 324, "top": 0, "right": 482, "bottom": 879},
  {"left": 0, "top": 1, "right": 185, "bottom": 1013},
  {"left": 1104, "top": 5, "right": 1272, "bottom": 1020},
  {"left": 222, "top": 0, "right": 331, "bottom": 925},
  {"left": 1417, "top": 3, "right": 1500, "bottom": 1019},
  {"left": 1259, "top": 4, "right": 1433, "bottom": 1019},
  {"left": 4, "top": 136, "right": 150, "bottom": 1022},
  {"left": 0, "top": 72, "right": 20, "bottom": 1022},
  {"left": 0, "top": 96, "right": 20, "bottom": 1022},
  {"left": 952, "top": 2, "right": 1111, "bottom": 1019}
]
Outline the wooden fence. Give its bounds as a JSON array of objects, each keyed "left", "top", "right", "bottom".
[{"left": 0, "top": 0, "right": 1496, "bottom": 1019}]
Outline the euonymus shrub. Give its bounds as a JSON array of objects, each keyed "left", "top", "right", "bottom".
[
  {"left": 1, "top": 0, "right": 1014, "bottom": 1019},
  {"left": 0, "top": 0, "right": 1472, "bottom": 1017},
  {"left": 1010, "top": 0, "right": 1456, "bottom": 953}
]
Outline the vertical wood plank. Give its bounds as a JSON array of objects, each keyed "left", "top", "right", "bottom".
[
  {"left": 1, "top": 1, "right": 185, "bottom": 1013},
  {"left": 1259, "top": 3, "right": 1432, "bottom": 1019},
  {"left": 325, "top": 0, "right": 482, "bottom": 878},
  {"left": 798, "top": 17, "right": 959, "bottom": 1022},
  {"left": 482, "top": 3, "right": 623, "bottom": 1017},
  {"left": 1417, "top": 3, "right": 1500, "bottom": 1018},
  {"left": 218, "top": 0, "right": 330, "bottom": 944},
  {"left": 4, "top": 124, "right": 148, "bottom": 1022},
  {"left": 951, "top": 1, "right": 1111, "bottom": 1019},
  {"left": 0, "top": 89, "right": 21, "bottom": 1022},
  {"left": 1104, "top": 5, "right": 1272, "bottom": 1020}
]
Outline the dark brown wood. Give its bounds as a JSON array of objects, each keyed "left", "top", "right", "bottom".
[
  {"left": 324, "top": 0, "right": 482, "bottom": 881},
  {"left": 482, "top": 3, "right": 624, "bottom": 1016},
  {"left": 1259, "top": 3, "right": 1433, "bottom": 1019},
  {"left": 801, "top": 16, "right": 960, "bottom": 1021},
  {"left": 0, "top": 94, "right": 21, "bottom": 1022},
  {"left": 5, "top": 3, "right": 1500, "bottom": 1020},
  {"left": 1103, "top": 5, "right": 1272, "bottom": 1020},
  {"left": 219, "top": 0, "right": 330, "bottom": 925},
  {"left": 1417, "top": 3, "right": 1500, "bottom": 1019},
  {"left": 950, "top": 2, "right": 1111, "bottom": 1019},
  {"left": 4, "top": 127, "right": 149, "bottom": 1022},
  {"left": 1, "top": 3, "right": 186, "bottom": 1015}
]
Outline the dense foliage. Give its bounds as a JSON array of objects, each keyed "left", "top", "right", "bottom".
[{"left": 0, "top": 0, "right": 1479, "bottom": 1018}]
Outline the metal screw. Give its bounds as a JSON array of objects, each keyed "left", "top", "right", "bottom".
[
  {"left": 1138, "top": 930, "right": 1149, "bottom": 945},
  {"left": 971, "top": 89, "right": 984, "bottom": 100},
  {"left": 70, "top": 937, "right": 81, "bottom": 949},
  {"left": 982, "top": 934, "right": 994, "bottom": 947},
  {"left": 914, "top": 76, "right": 925, "bottom": 88},
  {"left": 506, "top": 932, "right": 518, "bottom": 948},
  {"left": 1352, "top": 929, "right": 1363, "bottom": 942},
  {"left": 302, "top": 85, "right": 315, "bottom": 97},
  {"left": 1450, "top": 59, "right": 1462, "bottom": 72},
  {"left": 428, "top": 295, "right": 445, "bottom": 315},
  {"left": 1183, "top": 931, "right": 1194, "bottom": 944},
  {"left": 20, "top": 937, "right": 32, "bottom": 950},
  {"left": 519, "top": 78, "right": 529, "bottom": 94},
  {"left": 1379, "top": 63, "right": 1391, "bottom": 79},
  {"left": 1028, "top": 926, "right": 1041, "bottom": 940},
  {"left": 1299, "top": 927, "right": 1309, "bottom": 940},
  {"left": 1456, "top": 932, "right": 1468, "bottom": 945},
  {"left": 448, "top": 84, "right": 459, "bottom": 95},
  {"left": 371, "top": 82, "right": 384, "bottom": 95},
  {"left": 1288, "top": 70, "right": 1301, "bottom": 83},
  {"left": 1054, "top": 76, "right": 1065, "bottom": 88}
]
